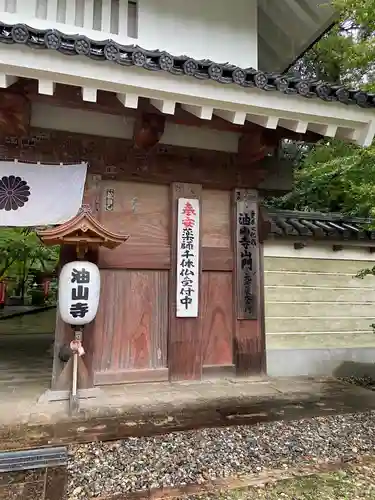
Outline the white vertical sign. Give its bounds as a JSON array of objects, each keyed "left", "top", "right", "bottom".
[{"left": 176, "top": 198, "right": 200, "bottom": 317}]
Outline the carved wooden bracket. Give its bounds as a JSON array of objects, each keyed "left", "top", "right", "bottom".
[
  {"left": 0, "top": 91, "right": 30, "bottom": 138},
  {"left": 36, "top": 204, "right": 129, "bottom": 252},
  {"left": 133, "top": 112, "right": 166, "bottom": 151},
  {"left": 237, "top": 130, "right": 269, "bottom": 166}
]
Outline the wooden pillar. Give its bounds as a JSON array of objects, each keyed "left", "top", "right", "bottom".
[
  {"left": 51, "top": 245, "right": 73, "bottom": 391},
  {"left": 232, "top": 189, "right": 266, "bottom": 375},
  {"left": 169, "top": 182, "right": 202, "bottom": 381}
]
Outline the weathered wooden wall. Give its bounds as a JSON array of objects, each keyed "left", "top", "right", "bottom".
[
  {"left": 93, "top": 270, "right": 169, "bottom": 384},
  {"left": 0, "top": 128, "right": 246, "bottom": 189},
  {"left": 93, "top": 181, "right": 170, "bottom": 383},
  {"left": 0, "top": 126, "right": 267, "bottom": 384},
  {"left": 93, "top": 182, "right": 237, "bottom": 382},
  {"left": 92, "top": 182, "right": 265, "bottom": 382},
  {"left": 201, "top": 190, "right": 233, "bottom": 371}
]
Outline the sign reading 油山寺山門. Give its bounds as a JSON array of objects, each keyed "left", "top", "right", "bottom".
[
  {"left": 176, "top": 198, "right": 200, "bottom": 318},
  {"left": 236, "top": 196, "right": 258, "bottom": 320}
]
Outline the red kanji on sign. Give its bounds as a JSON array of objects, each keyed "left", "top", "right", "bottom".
[
  {"left": 183, "top": 202, "right": 196, "bottom": 217},
  {"left": 182, "top": 201, "right": 196, "bottom": 229}
]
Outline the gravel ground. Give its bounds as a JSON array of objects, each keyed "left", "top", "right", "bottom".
[
  {"left": 341, "top": 376, "right": 375, "bottom": 391},
  {"left": 67, "top": 411, "right": 375, "bottom": 498}
]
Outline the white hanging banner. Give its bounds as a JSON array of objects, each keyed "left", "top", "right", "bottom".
[
  {"left": 0, "top": 161, "right": 87, "bottom": 227},
  {"left": 176, "top": 198, "right": 200, "bottom": 318},
  {"left": 58, "top": 261, "right": 101, "bottom": 326}
]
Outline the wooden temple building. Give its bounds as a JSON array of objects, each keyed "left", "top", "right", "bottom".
[{"left": 0, "top": 0, "right": 375, "bottom": 393}]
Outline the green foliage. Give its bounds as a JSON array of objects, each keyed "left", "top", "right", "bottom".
[
  {"left": 295, "top": 25, "right": 356, "bottom": 84},
  {"left": 0, "top": 228, "right": 58, "bottom": 278},
  {"left": 276, "top": 0, "right": 375, "bottom": 212},
  {"left": 0, "top": 228, "right": 59, "bottom": 301},
  {"left": 276, "top": 0, "right": 375, "bottom": 286},
  {"left": 268, "top": 140, "right": 375, "bottom": 218},
  {"left": 356, "top": 266, "right": 375, "bottom": 279},
  {"left": 293, "top": 0, "right": 375, "bottom": 90}
]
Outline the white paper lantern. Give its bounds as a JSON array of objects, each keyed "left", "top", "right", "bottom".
[{"left": 58, "top": 261, "right": 101, "bottom": 326}]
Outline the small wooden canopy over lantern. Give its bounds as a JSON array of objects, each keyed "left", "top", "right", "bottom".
[
  {"left": 36, "top": 204, "right": 128, "bottom": 255},
  {"left": 36, "top": 204, "right": 128, "bottom": 413}
]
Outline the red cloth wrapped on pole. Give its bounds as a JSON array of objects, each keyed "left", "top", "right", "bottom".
[
  {"left": 0, "top": 281, "right": 6, "bottom": 304},
  {"left": 43, "top": 279, "right": 51, "bottom": 298}
]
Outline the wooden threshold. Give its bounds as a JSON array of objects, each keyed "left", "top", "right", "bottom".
[
  {"left": 202, "top": 364, "right": 236, "bottom": 379},
  {"left": 94, "top": 368, "right": 169, "bottom": 386}
]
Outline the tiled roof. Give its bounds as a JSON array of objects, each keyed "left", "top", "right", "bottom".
[
  {"left": 1, "top": 22, "right": 374, "bottom": 109},
  {"left": 268, "top": 210, "right": 375, "bottom": 241}
]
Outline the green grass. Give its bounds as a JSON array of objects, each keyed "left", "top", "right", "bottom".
[{"left": 182, "top": 464, "right": 375, "bottom": 499}]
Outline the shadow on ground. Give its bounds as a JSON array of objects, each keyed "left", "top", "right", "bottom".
[{"left": 334, "top": 361, "right": 375, "bottom": 380}]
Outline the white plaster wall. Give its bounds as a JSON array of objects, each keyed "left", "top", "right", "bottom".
[
  {"left": 137, "top": 0, "right": 258, "bottom": 68},
  {"left": 0, "top": 0, "right": 257, "bottom": 67},
  {"left": 264, "top": 241, "right": 375, "bottom": 351}
]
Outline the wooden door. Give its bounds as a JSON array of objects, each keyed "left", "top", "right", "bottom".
[
  {"left": 200, "top": 189, "right": 234, "bottom": 376},
  {"left": 93, "top": 181, "right": 170, "bottom": 385}
]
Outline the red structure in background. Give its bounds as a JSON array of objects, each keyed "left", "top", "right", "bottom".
[
  {"left": 42, "top": 279, "right": 51, "bottom": 298},
  {"left": 0, "top": 281, "right": 6, "bottom": 307}
]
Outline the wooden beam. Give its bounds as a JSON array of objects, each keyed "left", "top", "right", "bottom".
[
  {"left": 38, "top": 79, "right": 56, "bottom": 96},
  {"left": 181, "top": 104, "right": 213, "bottom": 120},
  {"left": 214, "top": 110, "right": 246, "bottom": 125},
  {"left": 117, "top": 92, "right": 139, "bottom": 109},
  {"left": 279, "top": 118, "right": 308, "bottom": 134},
  {"left": 82, "top": 87, "right": 98, "bottom": 103},
  {"left": 0, "top": 74, "right": 18, "bottom": 88},
  {"left": 21, "top": 80, "right": 259, "bottom": 133},
  {"left": 20, "top": 78, "right": 322, "bottom": 143},
  {"left": 247, "top": 114, "right": 279, "bottom": 129},
  {"left": 308, "top": 123, "right": 338, "bottom": 138},
  {"left": 175, "top": 105, "right": 249, "bottom": 132},
  {"left": 150, "top": 98, "right": 176, "bottom": 115}
]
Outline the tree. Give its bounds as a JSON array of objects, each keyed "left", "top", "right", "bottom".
[
  {"left": 294, "top": 24, "right": 356, "bottom": 84},
  {"left": 269, "top": 0, "right": 375, "bottom": 216},
  {"left": 0, "top": 228, "right": 59, "bottom": 301},
  {"left": 292, "top": 0, "right": 375, "bottom": 89},
  {"left": 267, "top": 139, "right": 375, "bottom": 217}
]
